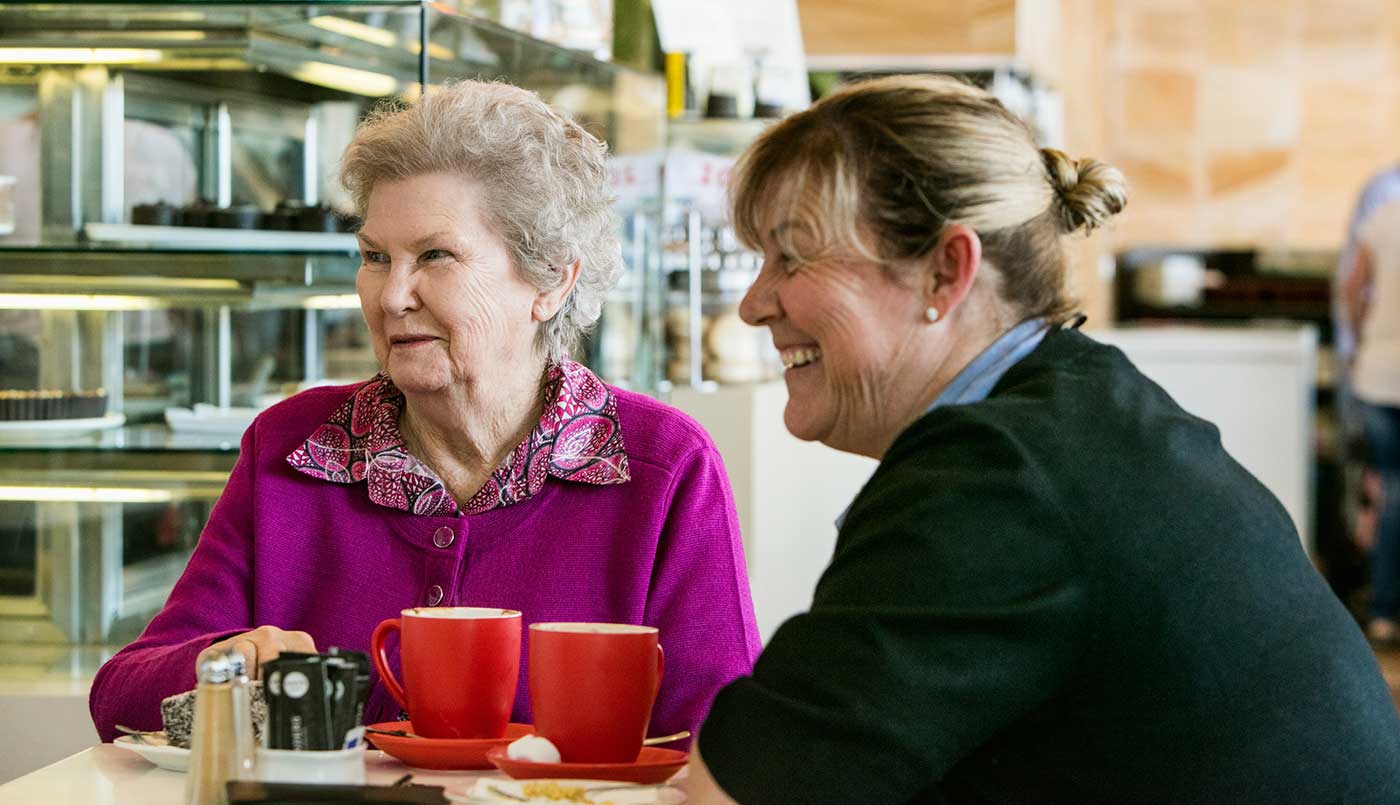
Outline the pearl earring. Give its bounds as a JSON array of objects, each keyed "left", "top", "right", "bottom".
[{"left": 925, "top": 306, "right": 940, "bottom": 323}]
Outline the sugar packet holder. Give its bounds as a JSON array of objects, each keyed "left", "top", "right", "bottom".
[{"left": 263, "top": 647, "right": 370, "bottom": 751}]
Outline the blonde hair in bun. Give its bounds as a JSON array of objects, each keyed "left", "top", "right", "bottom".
[{"left": 1041, "top": 148, "right": 1128, "bottom": 235}]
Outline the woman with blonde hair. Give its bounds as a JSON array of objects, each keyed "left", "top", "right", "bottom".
[{"left": 682, "top": 75, "right": 1400, "bottom": 803}]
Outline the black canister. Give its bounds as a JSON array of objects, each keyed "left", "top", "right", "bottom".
[
  {"left": 132, "top": 201, "right": 178, "bottom": 226},
  {"left": 214, "top": 204, "right": 261, "bottom": 230},
  {"left": 753, "top": 100, "right": 784, "bottom": 118},
  {"left": 705, "top": 93, "right": 740, "bottom": 119},
  {"left": 180, "top": 199, "right": 219, "bottom": 228},
  {"left": 297, "top": 203, "right": 340, "bottom": 233},
  {"left": 265, "top": 200, "right": 308, "bottom": 231}
]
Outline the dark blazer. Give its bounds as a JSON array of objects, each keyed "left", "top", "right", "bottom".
[{"left": 701, "top": 328, "right": 1400, "bottom": 804}]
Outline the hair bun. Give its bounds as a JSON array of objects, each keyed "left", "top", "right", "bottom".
[{"left": 1041, "top": 148, "right": 1127, "bottom": 234}]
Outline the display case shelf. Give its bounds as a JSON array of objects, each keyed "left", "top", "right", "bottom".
[
  {"left": 0, "top": 444, "right": 237, "bottom": 645},
  {"left": 0, "top": 1, "right": 667, "bottom": 648},
  {"left": 81, "top": 223, "right": 359, "bottom": 252},
  {"left": 0, "top": 424, "right": 246, "bottom": 455},
  {"left": 0, "top": 264, "right": 358, "bottom": 299},
  {"left": 0, "top": 2, "right": 638, "bottom": 101}
]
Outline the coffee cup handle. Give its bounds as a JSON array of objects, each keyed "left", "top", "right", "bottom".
[
  {"left": 370, "top": 618, "right": 409, "bottom": 712},
  {"left": 655, "top": 644, "right": 665, "bottom": 696}
]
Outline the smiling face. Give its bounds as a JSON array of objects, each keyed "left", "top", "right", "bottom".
[
  {"left": 738, "top": 220, "right": 932, "bottom": 454},
  {"left": 355, "top": 172, "right": 545, "bottom": 396}
]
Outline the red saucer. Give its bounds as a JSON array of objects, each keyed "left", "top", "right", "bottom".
[
  {"left": 485, "top": 746, "right": 688, "bottom": 784},
  {"left": 367, "top": 721, "right": 532, "bottom": 770}
]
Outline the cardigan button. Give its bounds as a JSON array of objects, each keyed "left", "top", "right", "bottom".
[
  {"left": 426, "top": 585, "right": 444, "bottom": 606},
  {"left": 432, "top": 526, "right": 455, "bottom": 548}
]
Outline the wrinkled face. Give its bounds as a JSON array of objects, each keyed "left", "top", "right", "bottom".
[
  {"left": 356, "top": 172, "right": 543, "bottom": 396},
  {"left": 737, "top": 219, "right": 927, "bottom": 452}
]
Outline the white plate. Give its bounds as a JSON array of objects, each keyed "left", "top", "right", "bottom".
[
  {"left": 0, "top": 413, "right": 124, "bottom": 440},
  {"left": 164, "top": 405, "right": 259, "bottom": 436},
  {"left": 113, "top": 734, "right": 189, "bottom": 772}
]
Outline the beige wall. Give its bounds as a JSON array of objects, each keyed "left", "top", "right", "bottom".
[
  {"left": 1010, "top": 0, "right": 1400, "bottom": 319},
  {"left": 792, "top": 0, "right": 1400, "bottom": 319},
  {"left": 796, "top": 0, "right": 1017, "bottom": 58},
  {"left": 1101, "top": 0, "right": 1400, "bottom": 250},
  {"left": 1047, "top": 0, "right": 1116, "bottom": 325}
]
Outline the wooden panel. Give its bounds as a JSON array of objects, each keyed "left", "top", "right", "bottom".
[
  {"left": 1099, "top": 0, "right": 1400, "bottom": 249},
  {"left": 1120, "top": 67, "right": 1197, "bottom": 139},
  {"left": 793, "top": 0, "right": 1400, "bottom": 255},
  {"left": 1203, "top": 0, "right": 1302, "bottom": 67},
  {"left": 1200, "top": 68, "right": 1299, "bottom": 156},
  {"left": 1112, "top": 0, "right": 1207, "bottom": 67},
  {"left": 1057, "top": 0, "right": 1115, "bottom": 326},
  {"left": 795, "top": 0, "right": 1016, "bottom": 56}
]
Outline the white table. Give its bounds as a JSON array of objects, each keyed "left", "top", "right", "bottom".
[{"left": 0, "top": 744, "right": 502, "bottom": 803}]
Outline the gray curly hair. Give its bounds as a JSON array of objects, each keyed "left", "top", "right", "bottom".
[{"left": 340, "top": 80, "right": 622, "bottom": 363}]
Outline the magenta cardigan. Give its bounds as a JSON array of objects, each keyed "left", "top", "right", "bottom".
[{"left": 89, "top": 382, "right": 761, "bottom": 743}]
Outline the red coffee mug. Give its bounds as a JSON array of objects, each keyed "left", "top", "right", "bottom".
[
  {"left": 371, "top": 607, "right": 521, "bottom": 739},
  {"left": 528, "top": 623, "right": 665, "bottom": 764}
]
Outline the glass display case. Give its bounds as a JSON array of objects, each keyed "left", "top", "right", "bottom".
[
  {"left": 659, "top": 129, "right": 783, "bottom": 391},
  {"left": 0, "top": 435, "right": 234, "bottom": 645},
  {"left": 599, "top": 120, "right": 782, "bottom": 393},
  {"left": 0, "top": 1, "right": 666, "bottom": 647},
  {"left": 658, "top": 156, "right": 777, "bottom": 390}
]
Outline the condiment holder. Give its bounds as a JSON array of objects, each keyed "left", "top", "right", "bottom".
[
  {"left": 254, "top": 744, "right": 366, "bottom": 785},
  {"left": 137, "top": 646, "right": 372, "bottom": 791}
]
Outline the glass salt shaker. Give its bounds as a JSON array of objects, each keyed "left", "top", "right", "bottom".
[
  {"left": 185, "top": 650, "right": 237, "bottom": 805},
  {"left": 227, "top": 651, "right": 256, "bottom": 777}
]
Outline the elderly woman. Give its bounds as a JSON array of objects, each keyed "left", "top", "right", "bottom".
[
  {"left": 89, "top": 80, "right": 760, "bottom": 743},
  {"left": 681, "top": 76, "right": 1400, "bottom": 803}
]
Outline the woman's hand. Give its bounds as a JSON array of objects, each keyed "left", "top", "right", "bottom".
[
  {"left": 198, "top": 625, "right": 317, "bottom": 680},
  {"left": 676, "top": 743, "right": 740, "bottom": 804}
]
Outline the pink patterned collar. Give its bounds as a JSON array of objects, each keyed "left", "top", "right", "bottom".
[{"left": 286, "top": 361, "right": 630, "bottom": 517}]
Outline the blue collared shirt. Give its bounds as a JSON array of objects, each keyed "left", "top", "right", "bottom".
[
  {"left": 835, "top": 317, "right": 1049, "bottom": 528},
  {"left": 925, "top": 317, "right": 1049, "bottom": 410}
]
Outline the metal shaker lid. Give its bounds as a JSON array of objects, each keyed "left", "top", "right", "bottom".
[
  {"left": 226, "top": 650, "right": 249, "bottom": 681},
  {"left": 197, "top": 650, "right": 234, "bottom": 684}
]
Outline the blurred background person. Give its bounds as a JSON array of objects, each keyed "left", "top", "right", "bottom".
[{"left": 1342, "top": 177, "right": 1400, "bottom": 645}]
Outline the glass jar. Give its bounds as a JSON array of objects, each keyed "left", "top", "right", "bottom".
[
  {"left": 664, "top": 250, "right": 780, "bottom": 386},
  {"left": 0, "top": 175, "right": 15, "bottom": 236}
]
